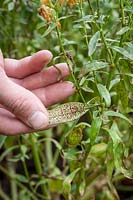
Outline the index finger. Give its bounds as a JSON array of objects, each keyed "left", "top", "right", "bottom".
[{"left": 4, "top": 50, "right": 53, "bottom": 78}]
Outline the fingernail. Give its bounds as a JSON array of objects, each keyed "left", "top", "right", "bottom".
[
  {"left": 67, "top": 81, "right": 75, "bottom": 91},
  {"left": 28, "top": 111, "right": 48, "bottom": 129}
]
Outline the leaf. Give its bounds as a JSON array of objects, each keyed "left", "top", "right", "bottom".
[
  {"left": 74, "top": 15, "right": 95, "bottom": 23},
  {"left": 116, "top": 26, "right": 130, "bottom": 35},
  {"left": 97, "top": 84, "right": 111, "bottom": 107},
  {"left": 0, "top": 136, "right": 7, "bottom": 149},
  {"left": 104, "top": 110, "right": 132, "bottom": 124},
  {"left": 15, "top": 174, "right": 28, "bottom": 183},
  {"left": 8, "top": 2, "right": 15, "bottom": 11},
  {"left": 90, "top": 143, "right": 107, "bottom": 156},
  {"left": 59, "top": 15, "right": 74, "bottom": 21},
  {"left": 104, "top": 123, "right": 132, "bottom": 178},
  {"left": 37, "top": 22, "right": 47, "bottom": 30},
  {"left": 49, "top": 179, "right": 63, "bottom": 192},
  {"left": 109, "top": 78, "right": 120, "bottom": 91},
  {"left": 63, "top": 168, "right": 80, "bottom": 195},
  {"left": 79, "top": 180, "right": 86, "bottom": 196},
  {"left": 39, "top": 138, "right": 62, "bottom": 150},
  {"left": 78, "top": 61, "right": 109, "bottom": 78},
  {"left": 105, "top": 122, "right": 122, "bottom": 144},
  {"left": 88, "top": 31, "right": 100, "bottom": 56},
  {"left": 111, "top": 46, "right": 133, "bottom": 60},
  {"left": 63, "top": 150, "right": 78, "bottom": 161},
  {"left": 35, "top": 180, "right": 48, "bottom": 192},
  {"left": 81, "top": 85, "right": 94, "bottom": 93},
  {"left": 42, "top": 23, "right": 57, "bottom": 37},
  {"left": 48, "top": 102, "right": 88, "bottom": 125},
  {"left": 0, "top": 145, "right": 19, "bottom": 162},
  {"left": 116, "top": 80, "right": 128, "bottom": 112},
  {"left": 89, "top": 117, "right": 102, "bottom": 145}
]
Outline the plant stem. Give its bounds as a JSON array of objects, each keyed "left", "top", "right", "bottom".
[
  {"left": 78, "top": 0, "right": 92, "bottom": 60},
  {"left": 18, "top": 137, "right": 30, "bottom": 180},
  {"left": 87, "top": 0, "right": 93, "bottom": 15},
  {"left": 53, "top": 120, "right": 78, "bottom": 165},
  {"left": 0, "top": 186, "right": 11, "bottom": 200},
  {"left": 114, "top": 0, "right": 126, "bottom": 63},
  {"left": 100, "top": 30, "right": 114, "bottom": 66},
  {"left": 29, "top": 134, "right": 50, "bottom": 199},
  {"left": 96, "top": 0, "right": 100, "bottom": 18},
  {"left": 7, "top": 155, "right": 17, "bottom": 200},
  {"left": 0, "top": 165, "right": 38, "bottom": 200},
  {"left": 56, "top": 24, "right": 86, "bottom": 104},
  {"left": 98, "top": 28, "right": 115, "bottom": 89},
  {"left": 45, "top": 130, "right": 53, "bottom": 169}
]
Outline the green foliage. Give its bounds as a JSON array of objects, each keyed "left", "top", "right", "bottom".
[{"left": 0, "top": 0, "right": 133, "bottom": 200}]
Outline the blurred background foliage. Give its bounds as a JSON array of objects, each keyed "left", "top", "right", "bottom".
[{"left": 0, "top": 0, "right": 133, "bottom": 200}]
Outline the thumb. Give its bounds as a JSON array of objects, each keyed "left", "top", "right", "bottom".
[{"left": 0, "top": 50, "right": 49, "bottom": 130}]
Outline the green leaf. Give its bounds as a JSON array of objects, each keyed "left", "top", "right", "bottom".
[
  {"left": 106, "top": 122, "right": 122, "bottom": 144},
  {"left": 75, "top": 15, "right": 95, "bottom": 23},
  {"left": 106, "top": 142, "right": 114, "bottom": 180},
  {"left": 42, "top": 23, "right": 57, "bottom": 37},
  {"left": 109, "top": 78, "right": 120, "bottom": 91},
  {"left": 116, "top": 26, "right": 130, "bottom": 35},
  {"left": 104, "top": 111, "right": 132, "bottom": 124},
  {"left": 97, "top": 84, "right": 111, "bottom": 107},
  {"left": 35, "top": 180, "right": 48, "bottom": 192},
  {"left": 111, "top": 46, "right": 133, "bottom": 60},
  {"left": 39, "top": 138, "right": 62, "bottom": 151},
  {"left": 49, "top": 179, "right": 63, "bottom": 192},
  {"left": 105, "top": 123, "right": 132, "bottom": 177},
  {"left": 0, "top": 145, "right": 19, "bottom": 162},
  {"left": 59, "top": 15, "right": 74, "bottom": 21},
  {"left": 116, "top": 80, "right": 128, "bottom": 112},
  {"left": 63, "top": 168, "right": 80, "bottom": 194},
  {"left": 89, "top": 117, "right": 102, "bottom": 145},
  {"left": 78, "top": 61, "right": 109, "bottom": 78},
  {"left": 79, "top": 180, "right": 86, "bottom": 196},
  {"left": 81, "top": 85, "right": 94, "bottom": 93},
  {"left": 0, "top": 136, "right": 7, "bottom": 149},
  {"left": 88, "top": 31, "right": 100, "bottom": 56},
  {"left": 15, "top": 174, "right": 28, "bottom": 183},
  {"left": 90, "top": 143, "right": 107, "bottom": 156},
  {"left": 8, "top": 2, "right": 15, "bottom": 11}
]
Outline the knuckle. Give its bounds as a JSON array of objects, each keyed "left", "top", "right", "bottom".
[{"left": 7, "top": 96, "right": 31, "bottom": 117}]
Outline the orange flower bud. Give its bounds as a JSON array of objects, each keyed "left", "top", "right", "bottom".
[{"left": 38, "top": 5, "right": 54, "bottom": 23}]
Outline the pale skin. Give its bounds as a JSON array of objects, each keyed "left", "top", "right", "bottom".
[{"left": 0, "top": 50, "right": 75, "bottom": 135}]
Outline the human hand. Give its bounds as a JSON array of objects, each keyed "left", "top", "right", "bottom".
[{"left": 0, "top": 50, "right": 75, "bottom": 135}]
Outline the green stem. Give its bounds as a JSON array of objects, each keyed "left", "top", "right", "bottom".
[
  {"left": 96, "top": 0, "right": 100, "bottom": 18},
  {"left": 53, "top": 120, "right": 78, "bottom": 166},
  {"left": 45, "top": 130, "right": 53, "bottom": 169},
  {"left": 114, "top": 0, "right": 126, "bottom": 63},
  {"left": 99, "top": 29, "right": 115, "bottom": 89},
  {"left": 18, "top": 137, "right": 30, "bottom": 180},
  {"left": 0, "top": 166, "right": 38, "bottom": 200},
  {"left": 7, "top": 155, "right": 17, "bottom": 200},
  {"left": 0, "top": 186, "right": 11, "bottom": 200},
  {"left": 79, "top": 0, "right": 92, "bottom": 61},
  {"left": 87, "top": 0, "right": 94, "bottom": 15},
  {"left": 120, "top": 0, "right": 125, "bottom": 26},
  {"left": 56, "top": 25, "right": 86, "bottom": 104},
  {"left": 100, "top": 30, "right": 114, "bottom": 66},
  {"left": 29, "top": 134, "right": 50, "bottom": 199}
]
